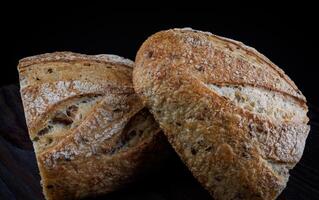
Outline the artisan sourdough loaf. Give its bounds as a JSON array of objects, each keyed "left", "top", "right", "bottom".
[
  {"left": 18, "top": 52, "right": 167, "bottom": 200},
  {"left": 133, "top": 28, "right": 310, "bottom": 200}
]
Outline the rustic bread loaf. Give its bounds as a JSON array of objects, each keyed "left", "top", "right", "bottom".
[
  {"left": 18, "top": 52, "right": 167, "bottom": 200},
  {"left": 133, "top": 28, "right": 310, "bottom": 200}
]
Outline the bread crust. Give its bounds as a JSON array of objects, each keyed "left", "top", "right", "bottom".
[
  {"left": 18, "top": 51, "right": 134, "bottom": 68},
  {"left": 133, "top": 28, "right": 310, "bottom": 200},
  {"left": 18, "top": 52, "right": 167, "bottom": 200}
]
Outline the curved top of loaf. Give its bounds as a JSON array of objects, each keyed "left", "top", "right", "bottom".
[
  {"left": 136, "top": 28, "right": 306, "bottom": 103},
  {"left": 18, "top": 52, "right": 135, "bottom": 127},
  {"left": 18, "top": 51, "right": 134, "bottom": 89},
  {"left": 18, "top": 51, "right": 134, "bottom": 69}
]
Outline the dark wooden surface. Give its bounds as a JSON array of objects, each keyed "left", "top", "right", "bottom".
[{"left": 0, "top": 85, "right": 318, "bottom": 200}]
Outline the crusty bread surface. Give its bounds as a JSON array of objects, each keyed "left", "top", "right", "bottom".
[
  {"left": 18, "top": 52, "right": 167, "bottom": 200},
  {"left": 133, "top": 28, "right": 310, "bottom": 200}
]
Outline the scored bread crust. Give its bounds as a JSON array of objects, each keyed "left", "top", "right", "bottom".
[
  {"left": 18, "top": 52, "right": 168, "bottom": 200},
  {"left": 133, "top": 28, "right": 310, "bottom": 200}
]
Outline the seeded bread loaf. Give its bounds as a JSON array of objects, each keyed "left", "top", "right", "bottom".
[
  {"left": 18, "top": 52, "right": 167, "bottom": 200},
  {"left": 133, "top": 28, "right": 310, "bottom": 200}
]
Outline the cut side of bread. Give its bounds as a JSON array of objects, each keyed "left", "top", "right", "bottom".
[
  {"left": 18, "top": 52, "right": 168, "bottom": 200},
  {"left": 133, "top": 28, "right": 310, "bottom": 200}
]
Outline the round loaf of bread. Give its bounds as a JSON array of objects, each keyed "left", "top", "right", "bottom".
[
  {"left": 133, "top": 28, "right": 310, "bottom": 200},
  {"left": 18, "top": 52, "right": 168, "bottom": 200}
]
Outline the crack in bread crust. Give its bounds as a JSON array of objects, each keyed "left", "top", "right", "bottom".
[
  {"left": 31, "top": 94, "right": 103, "bottom": 153},
  {"left": 206, "top": 84, "right": 308, "bottom": 123}
]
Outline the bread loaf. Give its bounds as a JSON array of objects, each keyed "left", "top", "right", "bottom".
[
  {"left": 133, "top": 28, "right": 310, "bottom": 200},
  {"left": 18, "top": 52, "right": 167, "bottom": 200}
]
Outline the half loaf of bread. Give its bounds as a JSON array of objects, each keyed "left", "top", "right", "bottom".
[{"left": 18, "top": 52, "right": 167, "bottom": 200}]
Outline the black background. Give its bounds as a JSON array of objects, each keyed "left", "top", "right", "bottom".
[
  {"left": 1, "top": 6, "right": 318, "bottom": 104},
  {"left": 1, "top": 5, "right": 318, "bottom": 200}
]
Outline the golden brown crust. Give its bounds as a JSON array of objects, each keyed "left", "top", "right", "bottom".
[
  {"left": 133, "top": 28, "right": 310, "bottom": 200},
  {"left": 18, "top": 51, "right": 134, "bottom": 69},
  {"left": 134, "top": 28, "right": 305, "bottom": 102},
  {"left": 18, "top": 52, "right": 167, "bottom": 200}
]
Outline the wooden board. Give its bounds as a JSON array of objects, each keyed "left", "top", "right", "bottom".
[{"left": 0, "top": 85, "right": 318, "bottom": 200}]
